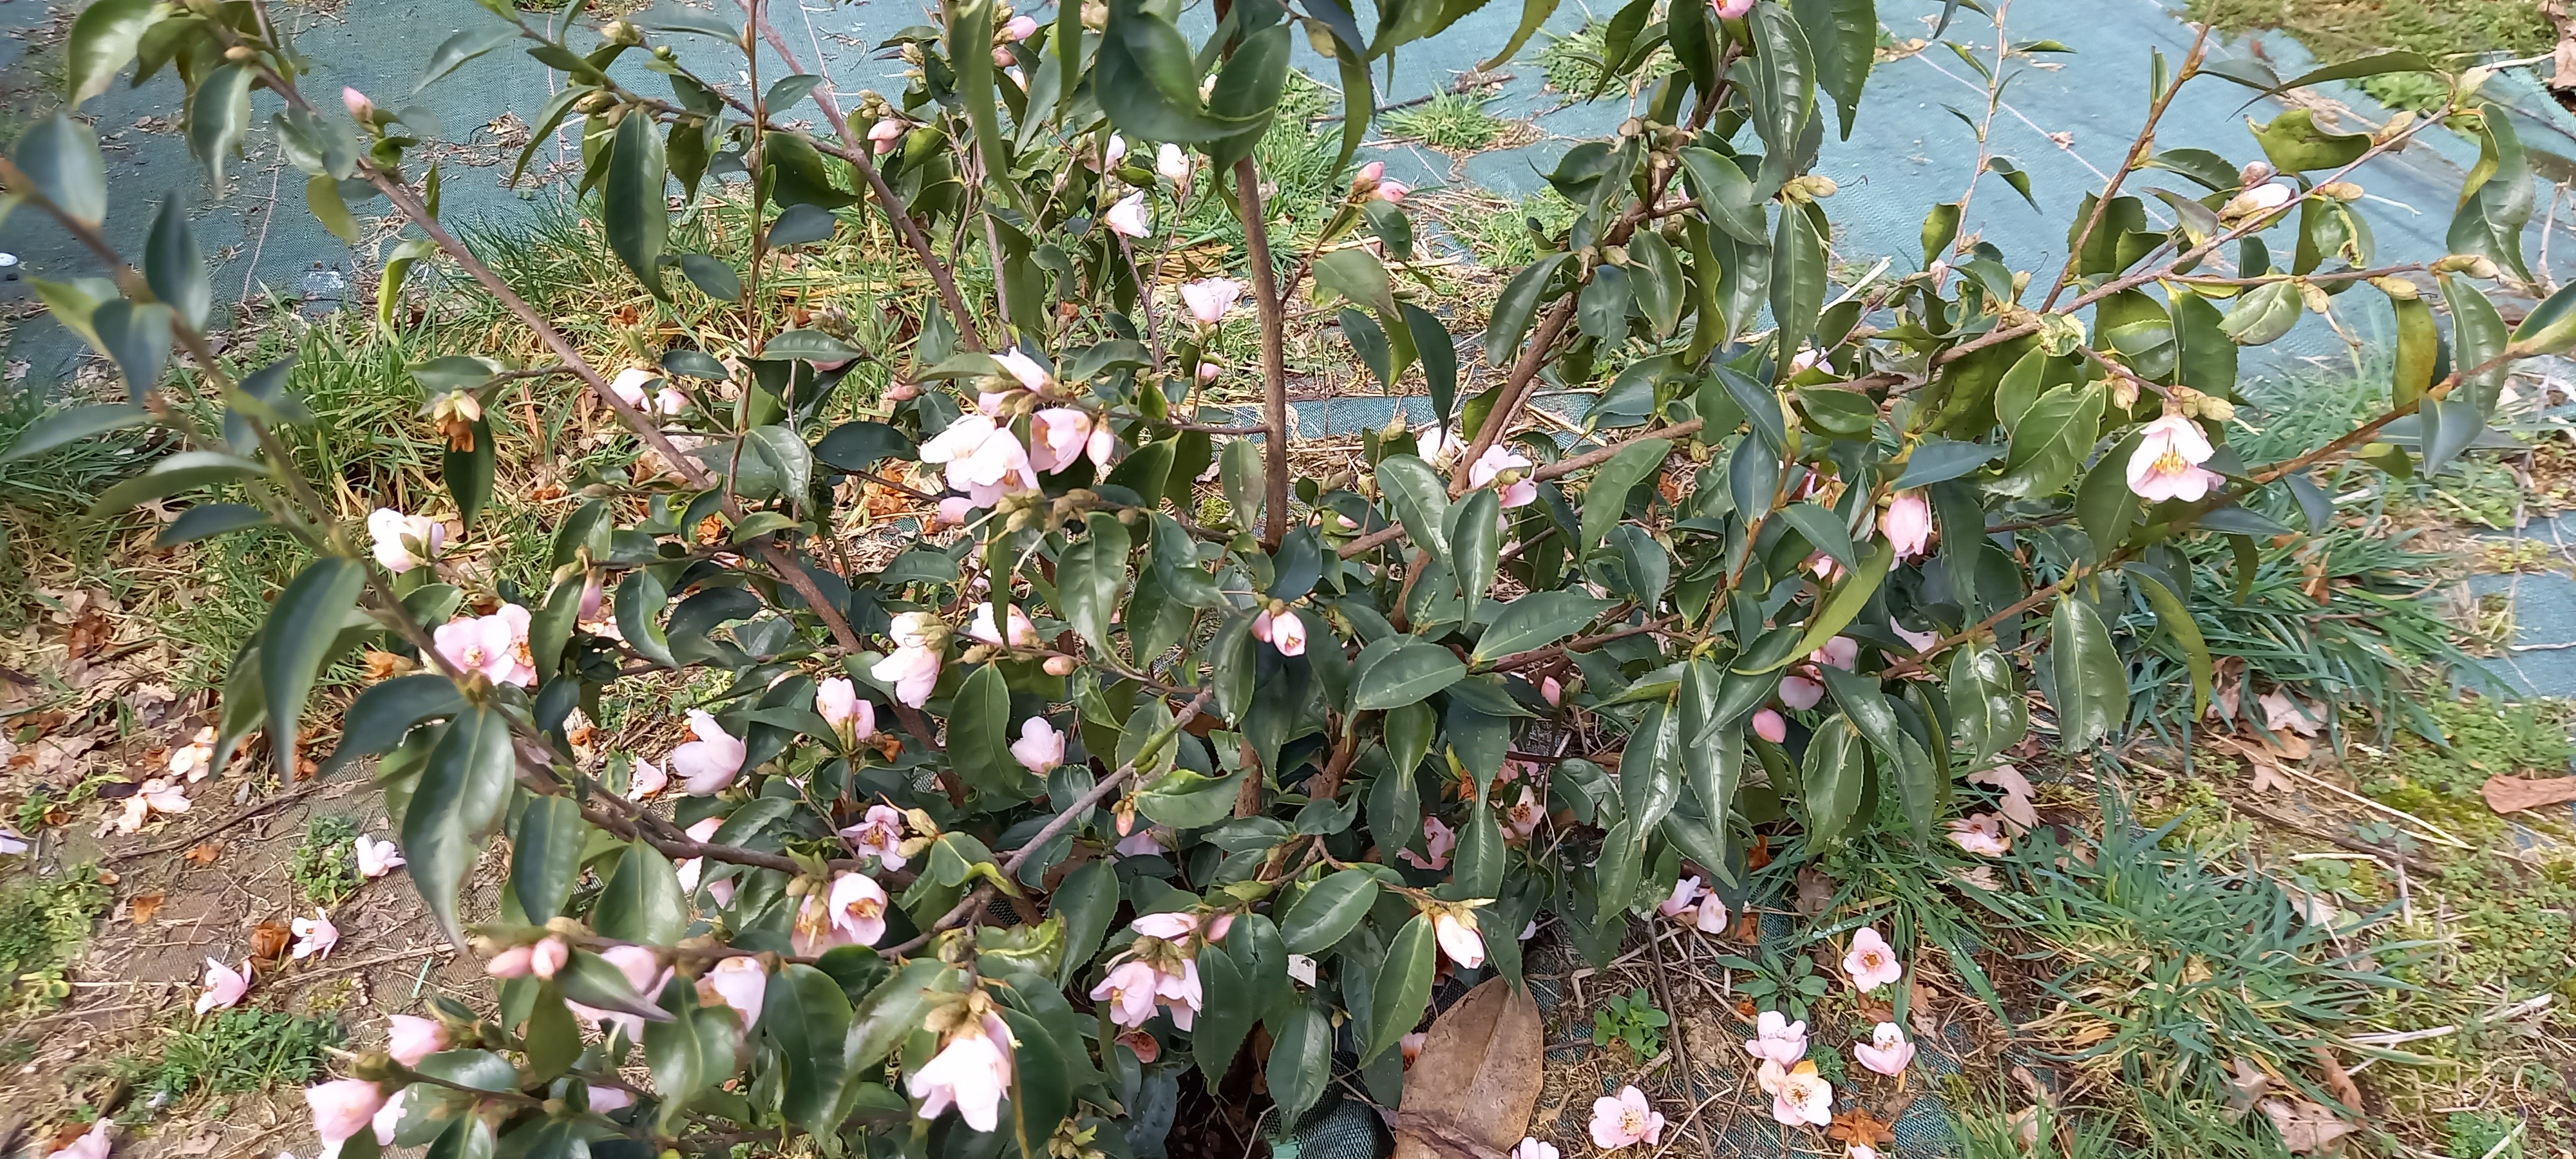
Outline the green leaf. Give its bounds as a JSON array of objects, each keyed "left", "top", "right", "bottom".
[
  {"left": 1620, "top": 701, "right": 1682, "bottom": 831},
  {"left": 1819, "top": 666, "right": 1935, "bottom": 836},
  {"left": 1746, "top": 2, "right": 1817, "bottom": 160},
  {"left": 2130, "top": 567, "right": 2210, "bottom": 720},
  {"left": 1095, "top": 0, "right": 1260, "bottom": 142},
  {"left": 1792, "top": 0, "right": 1875, "bottom": 138},
  {"left": 2263, "top": 50, "right": 2438, "bottom": 95},
  {"left": 307, "top": 174, "right": 358, "bottom": 243},
  {"left": 261, "top": 557, "right": 366, "bottom": 778},
  {"left": 1577, "top": 437, "right": 1670, "bottom": 552},
  {"left": 443, "top": 417, "right": 494, "bottom": 527},
  {"left": 1578, "top": 264, "right": 1632, "bottom": 341},
  {"left": 1481, "top": 254, "right": 1569, "bottom": 369},
  {"left": 1361, "top": 913, "right": 1436, "bottom": 1063},
  {"left": 15, "top": 115, "right": 107, "bottom": 226},
  {"left": 1920, "top": 201, "right": 1962, "bottom": 265},
  {"left": 1452, "top": 487, "right": 1501, "bottom": 621},
  {"left": 2217, "top": 279, "right": 2301, "bottom": 346},
  {"left": 1059, "top": 511, "right": 1132, "bottom": 655},
  {"left": 144, "top": 198, "right": 208, "bottom": 330},
  {"left": 2441, "top": 272, "right": 2512, "bottom": 412},
  {"left": 404, "top": 706, "right": 515, "bottom": 946},
  {"left": 1472, "top": 591, "right": 1611, "bottom": 664},
  {"left": 553, "top": 951, "right": 670, "bottom": 1025},
  {"left": 88, "top": 300, "right": 173, "bottom": 400},
  {"left": 1374, "top": 453, "right": 1453, "bottom": 561},
  {"left": 3, "top": 403, "right": 148, "bottom": 462},
  {"left": 1775, "top": 501, "right": 1855, "bottom": 569},
  {"left": 847, "top": 960, "right": 949, "bottom": 1072},
  {"left": 413, "top": 25, "right": 516, "bottom": 94},
  {"left": 1350, "top": 638, "right": 1467, "bottom": 711},
  {"left": 1627, "top": 230, "right": 1687, "bottom": 338},
  {"left": 1786, "top": 541, "right": 1894, "bottom": 663},
  {"left": 606, "top": 109, "right": 670, "bottom": 296},
  {"left": 1478, "top": 0, "right": 1560, "bottom": 70},
  {"left": 1889, "top": 438, "right": 1996, "bottom": 490},
  {"left": 187, "top": 64, "right": 252, "bottom": 189},
  {"left": 616, "top": 568, "right": 676, "bottom": 667},
  {"left": 156, "top": 502, "right": 270, "bottom": 545},
  {"left": 510, "top": 793, "right": 585, "bottom": 921},
  {"left": 948, "top": 664, "right": 1031, "bottom": 796},
  {"left": 1991, "top": 382, "right": 2105, "bottom": 499},
  {"left": 594, "top": 841, "right": 687, "bottom": 945},
  {"left": 1278, "top": 870, "right": 1381, "bottom": 954},
  {"left": 766, "top": 964, "right": 855, "bottom": 1135},
  {"left": 66, "top": 0, "right": 161, "bottom": 107},
  {"left": 1266, "top": 1001, "right": 1333, "bottom": 1122},
  {"left": 1678, "top": 147, "right": 1766, "bottom": 245},
  {"left": 1053, "top": 859, "right": 1119, "bottom": 989},
  {"left": 1948, "top": 644, "right": 2023, "bottom": 762},
  {"left": 2047, "top": 596, "right": 2126, "bottom": 751},
  {"left": 1191, "top": 942, "right": 1256, "bottom": 1080},
  {"left": 645, "top": 981, "right": 743, "bottom": 1131},
  {"left": 86, "top": 449, "right": 261, "bottom": 516},
  {"left": 2250, "top": 107, "right": 2369, "bottom": 173},
  {"left": 764, "top": 328, "right": 865, "bottom": 363},
  {"left": 1799, "top": 713, "right": 1864, "bottom": 844},
  {"left": 322, "top": 674, "right": 464, "bottom": 776}
]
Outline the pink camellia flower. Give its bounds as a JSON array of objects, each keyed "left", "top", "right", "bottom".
[
  {"left": 1397, "top": 815, "right": 1455, "bottom": 870},
  {"left": 1352, "top": 160, "right": 1386, "bottom": 193},
  {"left": 1853, "top": 1022, "right": 1916, "bottom": 1076},
  {"left": 1179, "top": 278, "right": 1244, "bottom": 326},
  {"left": 868, "top": 117, "right": 907, "bottom": 155},
  {"left": 115, "top": 777, "right": 189, "bottom": 833},
  {"left": 1810, "top": 636, "right": 1859, "bottom": 670},
  {"left": 1011, "top": 717, "right": 1066, "bottom": 774},
  {"left": 1712, "top": 0, "right": 1753, "bottom": 18},
  {"left": 817, "top": 677, "right": 873, "bottom": 742},
  {"left": 1778, "top": 674, "right": 1824, "bottom": 711},
  {"left": 290, "top": 909, "right": 339, "bottom": 961},
  {"left": 628, "top": 756, "right": 668, "bottom": 798},
  {"left": 841, "top": 805, "right": 909, "bottom": 871},
  {"left": 1502, "top": 786, "right": 1544, "bottom": 843},
  {"left": 672, "top": 710, "right": 748, "bottom": 795},
  {"left": 1842, "top": 927, "right": 1902, "bottom": 992},
  {"left": 1752, "top": 708, "right": 1789, "bottom": 744},
  {"left": 1030, "top": 408, "right": 1116, "bottom": 474},
  {"left": 355, "top": 834, "right": 404, "bottom": 881},
  {"left": 343, "top": 87, "right": 374, "bottom": 120},
  {"left": 57, "top": 1118, "right": 111, "bottom": 1159},
  {"left": 1658, "top": 876, "right": 1703, "bottom": 918},
  {"left": 1399, "top": 1030, "right": 1429, "bottom": 1067},
  {"left": 2126, "top": 414, "right": 2223, "bottom": 503},
  {"left": 587, "top": 1085, "right": 634, "bottom": 1112},
  {"left": 1744, "top": 1010, "right": 1809, "bottom": 1066},
  {"left": 167, "top": 726, "right": 216, "bottom": 782},
  {"left": 1130, "top": 910, "right": 1202, "bottom": 941},
  {"left": 994, "top": 348, "right": 1052, "bottom": 393},
  {"left": 306, "top": 1079, "right": 388, "bottom": 1148},
  {"left": 1589, "top": 1086, "right": 1665, "bottom": 1150},
  {"left": 385, "top": 1014, "right": 448, "bottom": 1066},
  {"left": 1101, "top": 133, "right": 1128, "bottom": 169},
  {"left": 831, "top": 872, "right": 889, "bottom": 945},
  {"left": 1151, "top": 957, "right": 1203, "bottom": 1029},
  {"left": 1880, "top": 491, "right": 1932, "bottom": 560},
  {"left": 1374, "top": 178, "right": 1411, "bottom": 203},
  {"left": 484, "top": 943, "right": 536, "bottom": 979},
  {"left": 1116, "top": 827, "right": 1170, "bottom": 856},
  {"left": 608, "top": 366, "right": 664, "bottom": 412},
  {"left": 1769, "top": 1060, "right": 1835, "bottom": 1126},
  {"left": 1104, "top": 191, "right": 1152, "bottom": 239},
  {"left": 1848, "top": 1146, "right": 1882, "bottom": 1159},
  {"left": 967, "top": 601, "right": 1041, "bottom": 648},
  {"left": 699, "top": 956, "right": 769, "bottom": 1026},
  {"left": 1540, "top": 675, "right": 1563, "bottom": 706},
  {"left": 1001, "top": 14, "right": 1037, "bottom": 40},
  {"left": 2222, "top": 180, "right": 2296, "bottom": 218},
  {"left": 1157, "top": 142, "right": 1191, "bottom": 185},
  {"left": 886, "top": 380, "right": 922, "bottom": 402},
  {"left": 1091, "top": 960, "right": 1162, "bottom": 1027},
  {"left": 909, "top": 1013, "right": 1015, "bottom": 1132},
  {"left": 196, "top": 957, "right": 249, "bottom": 1014},
  {"left": 1514, "top": 1138, "right": 1559, "bottom": 1159},
  {"left": 1693, "top": 892, "right": 1730, "bottom": 933},
  {"left": 873, "top": 612, "right": 945, "bottom": 708},
  {"left": 367, "top": 508, "right": 444, "bottom": 574},
  {"left": 920, "top": 414, "right": 1042, "bottom": 505},
  {"left": 529, "top": 936, "right": 569, "bottom": 979},
  {"left": 1890, "top": 617, "right": 1937, "bottom": 652},
  {"left": 1433, "top": 911, "right": 1486, "bottom": 970},
  {"left": 1468, "top": 445, "right": 1539, "bottom": 507},
  {"left": 933, "top": 496, "right": 974, "bottom": 527},
  {"left": 434, "top": 612, "right": 522, "bottom": 686},
  {"left": 1250, "top": 608, "right": 1308, "bottom": 657},
  {"left": 1946, "top": 813, "right": 2011, "bottom": 856},
  {"left": 674, "top": 815, "right": 724, "bottom": 896}
]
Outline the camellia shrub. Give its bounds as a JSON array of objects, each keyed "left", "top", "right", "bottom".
[{"left": 5, "top": 0, "right": 2572, "bottom": 1152}]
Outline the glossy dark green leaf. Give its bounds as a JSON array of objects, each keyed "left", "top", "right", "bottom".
[
  {"left": 412, "top": 24, "right": 516, "bottom": 95},
  {"left": 15, "top": 115, "right": 107, "bottom": 225},
  {"left": 66, "top": 0, "right": 160, "bottom": 107},
  {"left": 1792, "top": 0, "right": 1875, "bottom": 138},
  {"left": 1452, "top": 488, "right": 1501, "bottom": 620},
  {"left": 2441, "top": 272, "right": 2512, "bottom": 412},
  {"left": 1746, "top": 2, "right": 1817, "bottom": 160},
  {"left": 815, "top": 420, "right": 916, "bottom": 471},
  {"left": 1374, "top": 453, "right": 1453, "bottom": 562},
  {"left": 321, "top": 674, "right": 464, "bottom": 776},
  {"left": 766, "top": 964, "right": 855, "bottom": 1134},
  {"left": 187, "top": 65, "right": 252, "bottom": 189},
  {"left": 88, "top": 299, "right": 173, "bottom": 400},
  {"left": 1473, "top": 591, "right": 1610, "bottom": 664},
  {"left": 1059, "top": 512, "right": 1132, "bottom": 655},
  {"left": 1949, "top": 643, "right": 2025, "bottom": 761},
  {"left": 1053, "top": 859, "right": 1119, "bottom": 988},
  {"left": 615, "top": 568, "right": 676, "bottom": 666},
  {"left": 144, "top": 196, "right": 209, "bottom": 329},
  {"left": 1678, "top": 148, "right": 1766, "bottom": 245},
  {"left": 1619, "top": 701, "right": 1682, "bottom": 831},
  {"left": 606, "top": 109, "right": 670, "bottom": 296},
  {"left": 443, "top": 417, "right": 494, "bottom": 527},
  {"left": 949, "top": 663, "right": 1030, "bottom": 796},
  {"left": 1991, "top": 383, "right": 2105, "bottom": 499},
  {"left": 1577, "top": 437, "right": 1669, "bottom": 552},
  {"left": 2130, "top": 567, "right": 2210, "bottom": 720},
  {"left": 1889, "top": 437, "right": 1997, "bottom": 490},
  {"left": 1481, "top": 253, "right": 1569, "bottom": 369},
  {"left": 261, "top": 557, "right": 366, "bottom": 778},
  {"left": 593, "top": 841, "right": 687, "bottom": 945},
  {"left": 86, "top": 449, "right": 261, "bottom": 517},
  {"left": 1267, "top": 1001, "right": 1333, "bottom": 1122},
  {"left": 847, "top": 959, "right": 949, "bottom": 1071},
  {"left": 644, "top": 981, "right": 743, "bottom": 1131},
  {"left": 404, "top": 705, "right": 515, "bottom": 946},
  {"left": 2217, "top": 279, "right": 2301, "bottom": 346},
  {"left": 155, "top": 502, "right": 269, "bottom": 545},
  {"left": 511, "top": 793, "right": 585, "bottom": 921},
  {"left": 2251, "top": 108, "right": 2368, "bottom": 173},
  {"left": 1361, "top": 913, "right": 1436, "bottom": 1063},
  {"left": 3, "top": 403, "right": 148, "bottom": 462},
  {"left": 1799, "top": 713, "right": 1864, "bottom": 844},
  {"left": 1279, "top": 869, "right": 1381, "bottom": 954},
  {"left": 678, "top": 254, "right": 742, "bottom": 301},
  {"left": 1350, "top": 637, "right": 1467, "bottom": 711},
  {"left": 1786, "top": 540, "right": 1893, "bottom": 663},
  {"left": 2047, "top": 596, "right": 2126, "bottom": 751}
]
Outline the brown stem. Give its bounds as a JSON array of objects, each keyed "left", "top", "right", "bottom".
[
  {"left": 2041, "top": 21, "right": 2208, "bottom": 310},
  {"left": 1235, "top": 155, "right": 1292, "bottom": 549},
  {"left": 1336, "top": 415, "right": 1703, "bottom": 560}
]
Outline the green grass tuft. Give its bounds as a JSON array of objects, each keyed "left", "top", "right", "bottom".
[{"left": 1383, "top": 93, "right": 1507, "bottom": 152}]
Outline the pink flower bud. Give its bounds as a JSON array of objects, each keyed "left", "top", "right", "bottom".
[
  {"left": 886, "top": 381, "right": 921, "bottom": 402},
  {"left": 484, "top": 943, "right": 536, "bottom": 978},
  {"left": 343, "top": 87, "right": 375, "bottom": 121},
  {"left": 1043, "top": 655, "right": 1077, "bottom": 676},
  {"left": 529, "top": 936, "right": 569, "bottom": 979}
]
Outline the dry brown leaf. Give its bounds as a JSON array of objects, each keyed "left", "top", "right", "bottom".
[
  {"left": 2260, "top": 1098, "right": 2360, "bottom": 1154},
  {"left": 129, "top": 892, "right": 164, "bottom": 924},
  {"left": 1390, "top": 979, "right": 1544, "bottom": 1159},
  {"left": 249, "top": 919, "right": 293, "bottom": 962},
  {"left": 1906, "top": 979, "right": 1942, "bottom": 1037},
  {"left": 1794, "top": 866, "right": 1836, "bottom": 916},
  {"left": 1826, "top": 1109, "right": 1895, "bottom": 1146},
  {"left": 2480, "top": 774, "right": 2576, "bottom": 815},
  {"left": 184, "top": 842, "right": 224, "bottom": 865},
  {"left": 2225, "top": 1057, "right": 2272, "bottom": 1118},
  {"left": 2311, "top": 1047, "right": 2363, "bottom": 1115}
]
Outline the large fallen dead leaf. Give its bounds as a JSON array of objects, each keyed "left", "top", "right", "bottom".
[
  {"left": 2481, "top": 774, "right": 2576, "bottom": 815},
  {"left": 1392, "top": 979, "right": 1543, "bottom": 1159},
  {"left": 2260, "top": 1098, "right": 2359, "bottom": 1154},
  {"left": 129, "top": 892, "right": 164, "bottom": 924}
]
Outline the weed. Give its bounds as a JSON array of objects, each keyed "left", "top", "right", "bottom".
[
  {"left": 289, "top": 815, "right": 362, "bottom": 906},
  {"left": 128, "top": 1008, "right": 343, "bottom": 1109},
  {"left": 2449, "top": 1111, "right": 2523, "bottom": 1159},
  {"left": 0, "top": 868, "right": 111, "bottom": 1012},
  {"left": 1427, "top": 189, "right": 1580, "bottom": 270},
  {"left": 1589, "top": 986, "right": 1668, "bottom": 1060},
  {"left": 1534, "top": 20, "right": 1675, "bottom": 100},
  {"left": 1383, "top": 93, "right": 1506, "bottom": 152},
  {"left": 1712, "top": 945, "right": 1831, "bottom": 1022},
  {"left": 2186, "top": 0, "right": 2550, "bottom": 72},
  {"left": 2351, "top": 695, "right": 2572, "bottom": 799}
]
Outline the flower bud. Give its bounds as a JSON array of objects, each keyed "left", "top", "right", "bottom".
[
  {"left": 225, "top": 44, "right": 254, "bottom": 62},
  {"left": 2317, "top": 181, "right": 2363, "bottom": 202},
  {"left": 603, "top": 18, "right": 642, "bottom": 45},
  {"left": 343, "top": 87, "right": 375, "bottom": 121},
  {"left": 1043, "top": 655, "right": 1077, "bottom": 676},
  {"left": 576, "top": 91, "right": 614, "bottom": 115}
]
